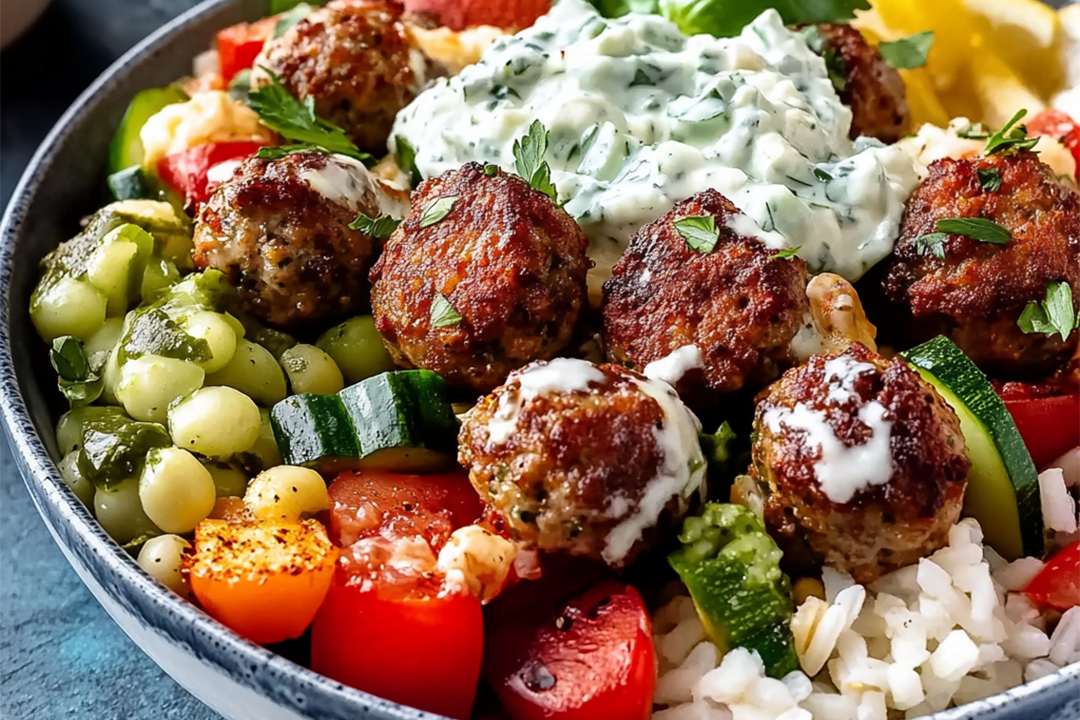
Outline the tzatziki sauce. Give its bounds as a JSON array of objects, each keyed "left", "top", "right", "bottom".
[{"left": 391, "top": 0, "right": 920, "bottom": 293}]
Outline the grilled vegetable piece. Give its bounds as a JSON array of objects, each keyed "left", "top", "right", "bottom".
[
  {"left": 668, "top": 502, "right": 798, "bottom": 678},
  {"left": 188, "top": 518, "right": 338, "bottom": 645},
  {"left": 902, "top": 336, "right": 1042, "bottom": 560},
  {"left": 109, "top": 85, "right": 189, "bottom": 173}
]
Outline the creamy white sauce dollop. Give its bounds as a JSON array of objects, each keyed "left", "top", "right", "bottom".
[
  {"left": 643, "top": 344, "right": 704, "bottom": 386},
  {"left": 391, "top": 0, "right": 920, "bottom": 293},
  {"left": 301, "top": 154, "right": 409, "bottom": 217}
]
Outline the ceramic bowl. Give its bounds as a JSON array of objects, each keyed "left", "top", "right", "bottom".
[{"left": 0, "top": 1, "right": 1077, "bottom": 719}]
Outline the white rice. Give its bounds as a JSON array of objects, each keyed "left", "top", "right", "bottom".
[{"left": 653, "top": 518, "right": 1080, "bottom": 720}]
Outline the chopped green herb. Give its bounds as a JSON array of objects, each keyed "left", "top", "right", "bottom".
[
  {"left": 227, "top": 69, "right": 253, "bottom": 102},
  {"left": 50, "top": 336, "right": 104, "bottom": 408},
  {"left": 977, "top": 167, "right": 1003, "bottom": 193},
  {"left": 823, "top": 47, "right": 848, "bottom": 93},
  {"left": 662, "top": 0, "right": 869, "bottom": 39},
  {"left": 393, "top": 135, "right": 423, "bottom": 188},
  {"left": 936, "top": 217, "right": 1011, "bottom": 245},
  {"left": 482, "top": 163, "right": 499, "bottom": 177},
  {"left": 419, "top": 196, "right": 459, "bottom": 228},
  {"left": 956, "top": 122, "right": 990, "bottom": 140},
  {"left": 984, "top": 109, "right": 1040, "bottom": 156},
  {"left": 674, "top": 215, "right": 720, "bottom": 254},
  {"left": 1018, "top": 281, "right": 1078, "bottom": 341},
  {"left": 630, "top": 68, "right": 653, "bottom": 87},
  {"left": 512, "top": 120, "right": 558, "bottom": 202},
  {"left": 349, "top": 212, "right": 401, "bottom": 240},
  {"left": 430, "top": 294, "right": 463, "bottom": 329},
  {"left": 273, "top": 4, "right": 310, "bottom": 38},
  {"left": 878, "top": 31, "right": 934, "bottom": 69},
  {"left": 911, "top": 232, "right": 948, "bottom": 259},
  {"left": 255, "top": 144, "right": 326, "bottom": 160},
  {"left": 813, "top": 168, "right": 833, "bottom": 182},
  {"left": 770, "top": 246, "right": 802, "bottom": 261},
  {"left": 247, "top": 69, "right": 373, "bottom": 164}
]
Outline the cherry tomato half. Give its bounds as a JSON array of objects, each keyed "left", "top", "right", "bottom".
[{"left": 1026, "top": 541, "right": 1080, "bottom": 610}]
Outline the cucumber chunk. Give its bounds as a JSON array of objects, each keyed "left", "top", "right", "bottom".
[
  {"left": 271, "top": 394, "right": 360, "bottom": 471},
  {"left": 902, "top": 336, "right": 1042, "bottom": 560}
]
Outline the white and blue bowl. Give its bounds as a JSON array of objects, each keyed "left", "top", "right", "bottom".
[{"left": 0, "top": 1, "right": 1077, "bottom": 718}]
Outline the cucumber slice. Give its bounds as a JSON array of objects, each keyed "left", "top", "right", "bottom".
[
  {"left": 902, "top": 336, "right": 1042, "bottom": 560},
  {"left": 109, "top": 85, "right": 188, "bottom": 174},
  {"left": 339, "top": 370, "right": 458, "bottom": 468},
  {"left": 269, "top": 370, "right": 459, "bottom": 474},
  {"left": 107, "top": 166, "right": 152, "bottom": 201},
  {"left": 270, "top": 394, "right": 360, "bottom": 470}
]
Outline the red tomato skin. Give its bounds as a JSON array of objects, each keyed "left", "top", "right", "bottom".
[
  {"left": 156, "top": 141, "right": 264, "bottom": 211},
  {"left": 216, "top": 16, "right": 277, "bottom": 84},
  {"left": 311, "top": 572, "right": 484, "bottom": 719},
  {"left": 484, "top": 576, "right": 656, "bottom": 720},
  {"left": 1025, "top": 541, "right": 1080, "bottom": 610},
  {"left": 403, "top": 0, "right": 551, "bottom": 31},
  {"left": 997, "top": 385, "right": 1080, "bottom": 469},
  {"left": 328, "top": 469, "right": 483, "bottom": 550}
]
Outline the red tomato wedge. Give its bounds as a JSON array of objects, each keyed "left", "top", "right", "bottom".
[
  {"left": 310, "top": 470, "right": 485, "bottom": 719},
  {"left": 1028, "top": 108, "right": 1080, "bottom": 183},
  {"left": 217, "top": 16, "right": 278, "bottom": 84},
  {"left": 1025, "top": 541, "right": 1080, "bottom": 610},
  {"left": 997, "top": 382, "right": 1080, "bottom": 469},
  {"left": 484, "top": 573, "right": 656, "bottom": 720},
  {"left": 156, "top": 141, "right": 265, "bottom": 211}
]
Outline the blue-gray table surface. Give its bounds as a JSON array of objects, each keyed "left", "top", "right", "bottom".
[{"left": 0, "top": 4, "right": 220, "bottom": 718}]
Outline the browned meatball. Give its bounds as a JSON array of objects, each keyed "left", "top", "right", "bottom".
[
  {"left": 879, "top": 151, "right": 1080, "bottom": 378},
  {"left": 814, "top": 24, "right": 910, "bottom": 143},
  {"left": 459, "top": 359, "right": 706, "bottom": 567},
  {"left": 251, "top": 0, "right": 435, "bottom": 153},
  {"left": 370, "top": 162, "right": 591, "bottom": 393},
  {"left": 602, "top": 189, "right": 810, "bottom": 411},
  {"left": 194, "top": 151, "right": 406, "bottom": 330},
  {"left": 751, "top": 343, "right": 970, "bottom": 583}
]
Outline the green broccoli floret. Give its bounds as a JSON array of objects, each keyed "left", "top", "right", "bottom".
[{"left": 668, "top": 502, "right": 799, "bottom": 678}]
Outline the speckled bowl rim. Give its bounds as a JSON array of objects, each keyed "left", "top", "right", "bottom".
[{"left": 0, "top": 2, "right": 1076, "bottom": 719}]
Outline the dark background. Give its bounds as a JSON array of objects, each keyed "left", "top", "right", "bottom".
[{"left": 1, "top": 2, "right": 220, "bottom": 718}]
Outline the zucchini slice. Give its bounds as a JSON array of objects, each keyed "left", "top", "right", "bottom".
[
  {"left": 902, "top": 336, "right": 1042, "bottom": 560},
  {"left": 269, "top": 370, "right": 458, "bottom": 474}
]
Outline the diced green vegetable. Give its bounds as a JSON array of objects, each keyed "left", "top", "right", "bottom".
[
  {"left": 94, "top": 476, "right": 162, "bottom": 545},
  {"left": 139, "top": 447, "right": 217, "bottom": 533},
  {"left": 206, "top": 338, "right": 288, "bottom": 406},
  {"left": 203, "top": 460, "right": 250, "bottom": 498},
  {"left": 109, "top": 85, "right": 188, "bottom": 174},
  {"left": 315, "top": 315, "right": 395, "bottom": 384},
  {"left": 280, "top": 344, "right": 345, "bottom": 395},
  {"left": 78, "top": 412, "right": 172, "bottom": 490},
  {"left": 107, "top": 166, "right": 153, "bottom": 201},
  {"left": 668, "top": 503, "right": 798, "bottom": 678},
  {"left": 168, "top": 386, "right": 262, "bottom": 458},
  {"left": 59, "top": 450, "right": 97, "bottom": 508},
  {"left": 270, "top": 370, "right": 458, "bottom": 473},
  {"left": 901, "top": 336, "right": 1042, "bottom": 560},
  {"left": 116, "top": 355, "right": 206, "bottom": 423}
]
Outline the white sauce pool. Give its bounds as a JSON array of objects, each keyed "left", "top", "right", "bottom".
[
  {"left": 763, "top": 356, "right": 894, "bottom": 504},
  {"left": 391, "top": 0, "right": 920, "bottom": 294}
]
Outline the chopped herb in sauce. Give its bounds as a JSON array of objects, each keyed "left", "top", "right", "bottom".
[
  {"left": 430, "top": 294, "right": 463, "bottom": 329},
  {"left": 419, "top": 196, "right": 459, "bottom": 228},
  {"left": 674, "top": 215, "right": 720, "bottom": 253}
]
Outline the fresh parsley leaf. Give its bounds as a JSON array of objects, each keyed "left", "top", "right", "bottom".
[
  {"left": 50, "top": 336, "right": 104, "bottom": 408},
  {"left": 273, "top": 4, "right": 310, "bottom": 38},
  {"left": 674, "top": 215, "right": 720, "bottom": 254},
  {"left": 662, "top": 0, "right": 870, "bottom": 38},
  {"left": 956, "top": 122, "right": 991, "bottom": 140},
  {"left": 513, "top": 120, "right": 558, "bottom": 202},
  {"left": 977, "top": 167, "right": 1002, "bottom": 193},
  {"left": 1018, "top": 281, "right": 1078, "bottom": 341},
  {"left": 247, "top": 69, "right": 372, "bottom": 164},
  {"left": 878, "top": 31, "right": 934, "bottom": 69},
  {"left": 393, "top": 135, "right": 423, "bottom": 188},
  {"left": 430, "top": 294, "right": 463, "bottom": 329},
  {"left": 935, "top": 217, "right": 1011, "bottom": 245},
  {"left": 482, "top": 163, "right": 499, "bottom": 177},
  {"left": 911, "top": 232, "right": 948, "bottom": 259},
  {"left": 228, "top": 69, "right": 253, "bottom": 102},
  {"left": 255, "top": 144, "right": 328, "bottom": 160},
  {"left": 823, "top": 47, "right": 848, "bottom": 93},
  {"left": 770, "top": 246, "right": 802, "bottom": 260},
  {"left": 585, "top": 0, "right": 659, "bottom": 17},
  {"left": 349, "top": 212, "right": 401, "bottom": 240},
  {"left": 419, "top": 196, "right": 459, "bottom": 228},
  {"left": 813, "top": 168, "right": 834, "bottom": 182},
  {"left": 984, "top": 109, "right": 1040, "bottom": 156}
]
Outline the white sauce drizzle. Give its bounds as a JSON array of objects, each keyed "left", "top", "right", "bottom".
[
  {"left": 643, "top": 344, "right": 704, "bottom": 386},
  {"left": 485, "top": 358, "right": 606, "bottom": 445},
  {"left": 763, "top": 356, "right": 894, "bottom": 504},
  {"left": 603, "top": 374, "right": 705, "bottom": 564},
  {"left": 205, "top": 159, "right": 242, "bottom": 186},
  {"left": 301, "top": 154, "right": 407, "bottom": 217}
]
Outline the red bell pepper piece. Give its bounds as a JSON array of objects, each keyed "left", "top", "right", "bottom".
[
  {"left": 1025, "top": 541, "right": 1080, "bottom": 610},
  {"left": 1028, "top": 108, "right": 1080, "bottom": 184},
  {"left": 217, "top": 16, "right": 279, "bottom": 84},
  {"left": 997, "top": 382, "right": 1080, "bottom": 469}
]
